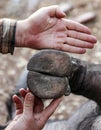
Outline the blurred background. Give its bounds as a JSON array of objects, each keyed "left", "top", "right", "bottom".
[{"left": 0, "top": 0, "right": 101, "bottom": 125}]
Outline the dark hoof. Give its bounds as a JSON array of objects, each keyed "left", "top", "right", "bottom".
[{"left": 27, "top": 49, "right": 72, "bottom": 99}]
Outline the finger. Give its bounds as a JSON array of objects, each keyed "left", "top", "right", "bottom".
[
  {"left": 67, "top": 30, "right": 97, "bottom": 43},
  {"left": 41, "top": 96, "right": 63, "bottom": 122},
  {"left": 33, "top": 96, "right": 44, "bottom": 113},
  {"left": 65, "top": 37, "right": 94, "bottom": 48},
  {"left": 46, "top": 5, "right": 66, "bottom": 18},
  {"left": 13, "top": 95, "right": 23, "bottom": 115},
  {"left": 54, "top": 43, "right": 86, "bottom": 54},
  {"left": 19, "top": 88, "right": 28, "bottom": 99},
  {"left": 63, "top": 19, "right": 91, "bottom": 34},
  {"left": 23, "top": 92, "right": 34, "bottom": 115}
]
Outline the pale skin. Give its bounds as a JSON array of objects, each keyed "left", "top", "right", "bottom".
[
  {"left": 5, "top": 88, "right": 63, "bottom": 130},
  {"left": 16, "top": 5, "right": 97, "bottom": 54}
]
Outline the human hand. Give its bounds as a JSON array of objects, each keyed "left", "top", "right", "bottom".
[
  {"left": 5, "top": 88, "right": 63, "bottom": 130},
  {"left": 15, "top": 5, "right": 97, "bottom": 54}
]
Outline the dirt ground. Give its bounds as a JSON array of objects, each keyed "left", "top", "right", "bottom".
[{"left": 0, "top": 0, "right": 101, "bottom": 125}]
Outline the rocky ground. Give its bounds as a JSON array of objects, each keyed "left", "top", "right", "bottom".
[{"left": 0, "top": 0, "right": 101, "bottom": 125}]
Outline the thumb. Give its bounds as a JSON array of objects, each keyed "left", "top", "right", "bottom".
[
  {"left": 23, "top": 92, "right": 34, "bottom": 115},
  {"left": 46, "top": 5, "right": 66, "bottom": 18},
  {"left": 41, "top": 96, "right": 63, "bottom": 123}
]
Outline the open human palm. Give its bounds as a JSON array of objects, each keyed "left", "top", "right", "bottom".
[{"left": 16, "top": 5, "right": 97, "bottom": 53}]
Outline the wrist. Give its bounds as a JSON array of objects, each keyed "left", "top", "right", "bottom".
[
  {"left": 15, "top": 20, "right": 25, "bottom": 47},
  {"left": 15, "top": 19, "right": 38, "bottom": 49},
  {"left": 15, "top": 20, "right": 30, "bottom": 48}
]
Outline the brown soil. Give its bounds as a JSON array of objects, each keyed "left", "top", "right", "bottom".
[{"left": 0, "top": 0, "right": 101, "bottom": 125}]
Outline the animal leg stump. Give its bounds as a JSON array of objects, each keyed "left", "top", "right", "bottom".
[{"left": 27, "top": 49, "right": 101, "bottom": 106}]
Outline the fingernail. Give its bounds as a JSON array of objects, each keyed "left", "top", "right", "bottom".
[
  {"left": 63, "top": 12, "right": 66, "bottom": 17},
  {"left": 27, "top": 93, "right": 33, "bottom": 101}
]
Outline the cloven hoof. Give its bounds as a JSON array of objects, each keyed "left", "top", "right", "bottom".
[{"left": 27, "top": 49, "right": 72, "bottom": 99}]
